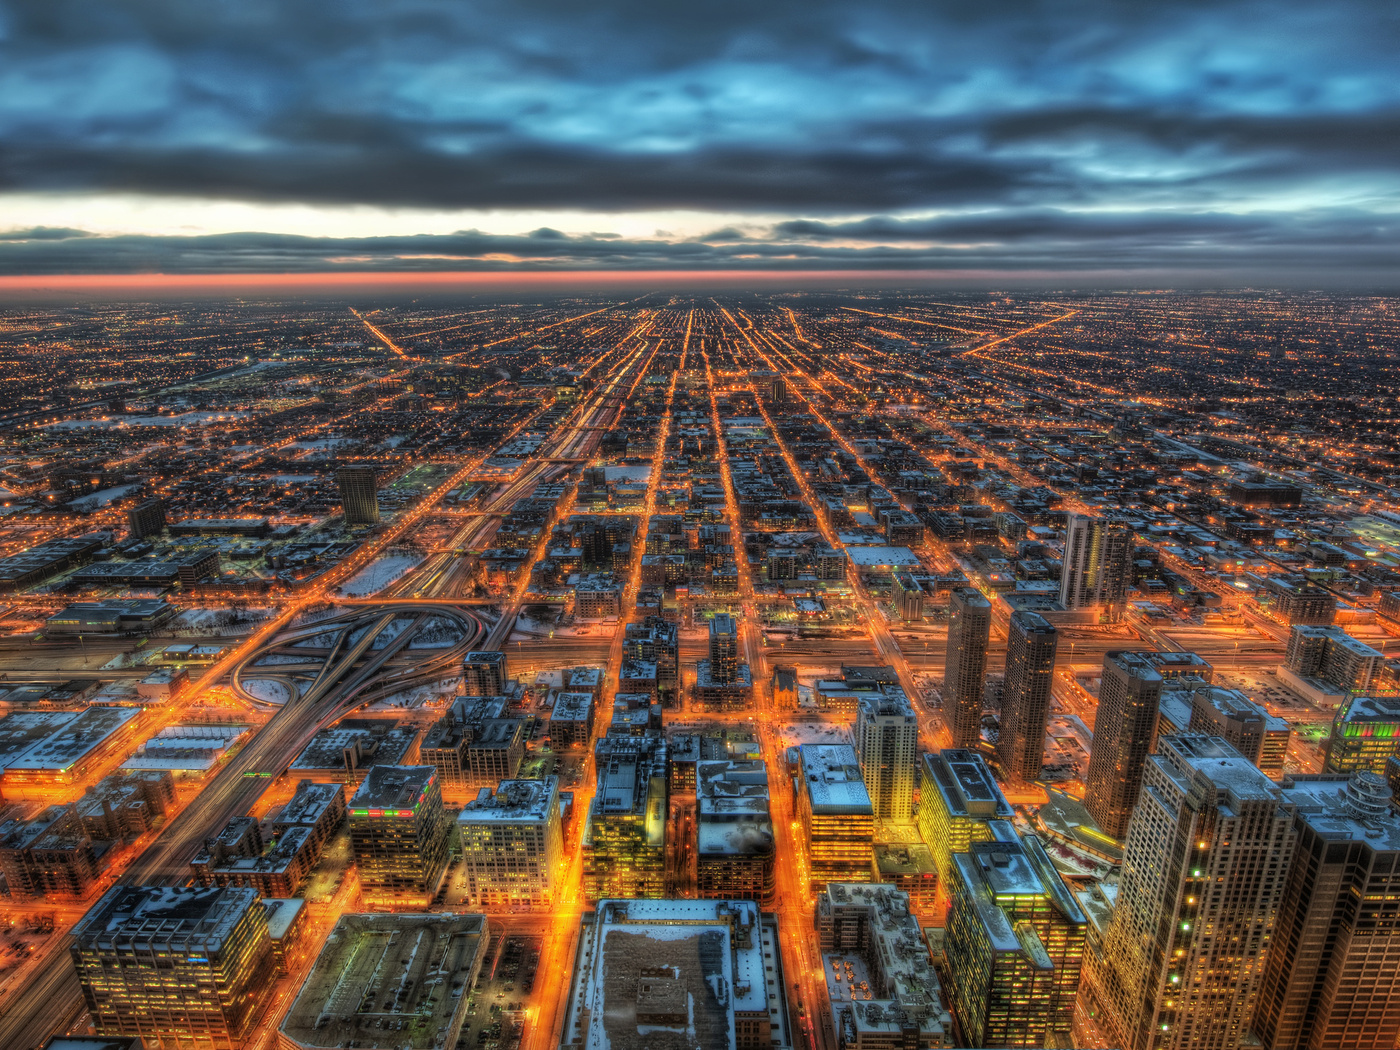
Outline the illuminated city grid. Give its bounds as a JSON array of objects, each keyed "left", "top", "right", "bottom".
[{"left": 0, "top": 291, "right": 1399, "bottom": 1050}]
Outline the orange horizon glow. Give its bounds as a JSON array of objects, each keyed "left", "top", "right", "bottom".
[{"left": 0, "top": 267, "right": 1147, "bottom": 296}]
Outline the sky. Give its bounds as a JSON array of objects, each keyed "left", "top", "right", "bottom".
[{"left": 0, "top": 0, "right": 1398, "bottom": 286}]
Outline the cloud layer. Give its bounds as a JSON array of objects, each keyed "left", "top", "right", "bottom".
[{"left": 1, "top": 0, "right": 1397, "bottom": 279}]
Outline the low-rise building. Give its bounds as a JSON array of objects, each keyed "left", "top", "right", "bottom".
[
  {"left": 561, "top": 898, "right": 794, "bottom": 1050},
  {"left": 280, "top": 912, "right": 488, "bottom": 1050},
  {"left": 551, "top": 691, "right": 596, "bottom": 748},
  {"left": 816, "top": 883, "right": 954, "bottom": 1050},
  {"left": 696, "top": 759, "right": 775, "bottom": 904}
]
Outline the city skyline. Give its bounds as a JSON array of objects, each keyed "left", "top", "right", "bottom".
[{"left": 2, "top": 0, "right": 1400, "bottom": 1046}]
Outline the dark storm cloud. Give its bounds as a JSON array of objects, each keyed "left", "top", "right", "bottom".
[{"left": 1, "top": 0, "right": 1398, "bottom": 275}]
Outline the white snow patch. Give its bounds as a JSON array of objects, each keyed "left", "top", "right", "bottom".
[{"left": 339, "top": 553, "right": 423, "bottom": 597}]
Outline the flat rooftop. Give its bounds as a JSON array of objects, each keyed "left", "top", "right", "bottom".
[
  {"left": 291, "top": 720, "right": 418, "bottom": 772},
  {"left": 458, "top": 776, "right": 559, "bottom": 824},
  {"left": 1339, "top": 695, "right": 1400, "bottom": 724},
  {"left": 924, "top": 749, "right": 1013, "bottom": 820},
  {"left": 275, "top": 781, "right": 344, "bottom": 827},
  {"left": 349, "top": 765, "right": 438, "bottom": 811},
  {"left": 566, "top": 899, "right": 783, "bottom": 1050},
  {"left": 3, "top": 706, "right": 138, "bottom": 773},
  {"left": 553, "top": 691, "right": 594, "bottom": 721},
  {"left": 280, "top": 913, "right": 488, "bottom": 1050},
  {"left": 799, "top": 744, "right": 873, "bottom": 815},
  {"left": 72, "top": 885, "right": 262, "bottom": 951},
  {"left": 1156, "top": 734, "right": 1285, "bottom": 802}
]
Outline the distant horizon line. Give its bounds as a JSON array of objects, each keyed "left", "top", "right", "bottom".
[{"left": 0, "top": 269, "right": 1382, "bottom": 298}]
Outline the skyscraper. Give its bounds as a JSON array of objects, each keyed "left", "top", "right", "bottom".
[
  {"left": 1255, "top": 771, "right": 1400, "bottom": 1050},
  {"left": 996, "top": 610, "right": 1058, "bottom": 781},
  {"left": 1060, "top": 514, "right": 1134, "bottom": 623},
  {"left": 463, "top": 650, "right": 508, "bottom": 696},
  {"left": 1083, "top": 651, "right": 1163, "bottom": 839},
  {"left": 71, "top": 884, "right": 273, "bottom": 1049},
  {"left": 1084, "top": 735, "right": 1296, "bottom": 1050},
  {"left": 854, "top": 692, "right": 919, "bottom": 821},
  {"left": 944, "top": 822, "right": 1087, "bottom": 1048},
  {"left": 125, "top": 497, "right": 166, "bottom": 540},
  {"left": 945, "top": 587, "right": 991, "bottom": 749},
  {"left": 334, "top": 465, "right": 380, "bottom": 525}
]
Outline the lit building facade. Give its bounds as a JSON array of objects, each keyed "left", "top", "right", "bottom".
[
  {"left": 347, "top": 765, "right": 453, "bottom": 905},
  {"left": 1084, "top": 651, "right": 1164, "bottom": 839},
  {"left": 457, "top": 776, "right": 562, "bottom": 906},
  {"left": 945, "top": 588, "right": 991, "bottom": 750},
  {"left": 1255, "top": 772, "right": 1400, "bottom": 1050},
  {"left": 1084, "top": 735, "right": 1296, "bottom": 1050},
  {"left": 797, "top": 744, "right": 874, "bottom": 888},
  {"left": 996, "top": 610, "right": 1058, "bottom": 782},
  {"left": 71, "top": 885, "right": 272, "bottom": 1050},
  {"left": 1060, "top": 514, "right": 1134, "bottom": 623},
  {"left": 917, "top": 749, "right": 1014, "bottom": 891},
  {"left": 1322, "top": 695, "right": 1400, "bottom": 774},
  {"left": 854, "top": 692, "right": 918, "bottom": 821},
  {"left": 943, "top": 822, "right": 1086, "bottom": 1048},
  {"left": 696, "top": 758, "right": 775, "bottom": 904},
  {"left": 581, "top": 734, "right": 667, "bottom": 901}
]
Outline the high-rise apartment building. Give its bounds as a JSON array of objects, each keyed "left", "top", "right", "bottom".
[
  {"left": 945, "top": 588, "right": 992, "bottom": 749},
  {"left": 944, "top": 822, "right": 1087, "bottom": 1048},
  {"left": 1084, "top": 651, "right": 1164, "bottom": 839},
  {"left": 582, "top": 734, "right": 668, "bottom": 901},
  {"left": 1322, "top": 695, "right": 1400, "bottom": 774},
  {"left": 1255, "top": 771, "right": 1400, "bottom": 1050},
  {"left": 462, "top": 651, "right": 508, "bottom": 696},
  {"left": 854, "top": 692, "right": 918, "bottom": 822},
  {"left": 347, "top": 765, "right": 453, "bottom": 905},
  {"left": 624, "top": 615, "right": 679, "bottom": 698},
  {"left": 457, "top": 776, "right": 563, "bottom": 906},
  {"left": 1186, "top": 685, "right": 1291, "bottom": 778},
  {"left": 797, "top": 743, "right": 875, "bottom": 888},
  {"left": 1282, "top": 625, "right": 1385, "bottom": 701},
  {"left": 125, "top": 497, "right": 166, "bottom": 540},
  {"left": 695, "top": 611, "right": 753, "bottom": 708},
  {"left": 71, "top": 884, "right": 272, "bottom": 1050},
  {"left": 917, "top": 749, "right": 1014, "bottom": 890},
  {"left": 334, "top": 465, "right": 380, "bottom": 525},
  {"left": 996, "top": 610, "right": 1058, "bottom": 781},
  {"left": 1060, "top": 514, "right": 1134, "bottom": 623},
  {"left": 1084, "top": 735, "right": 1296, "bottom": 1050}
]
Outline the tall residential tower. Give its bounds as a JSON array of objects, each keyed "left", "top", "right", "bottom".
[
  {"left": 945, "top": 587, "right": 991, "bottom": 750},
  {"left": 996, "top": 610, "right": 1058, "bottom": 781}
]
